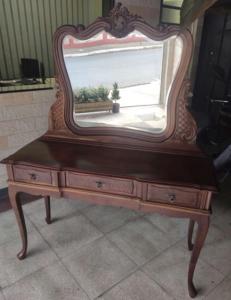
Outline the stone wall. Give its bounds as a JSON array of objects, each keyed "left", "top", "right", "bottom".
[{"left": 0, "top": 89, "right": 55, "bottom": 188}]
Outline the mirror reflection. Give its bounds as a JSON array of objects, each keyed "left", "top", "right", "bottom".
[{"left": 63, "top": 30, "right": 182, "bottom": 133}]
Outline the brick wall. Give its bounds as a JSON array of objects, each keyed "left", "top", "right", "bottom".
[{"left": 0, "top": 89, "right": 55, "bottom": 188}]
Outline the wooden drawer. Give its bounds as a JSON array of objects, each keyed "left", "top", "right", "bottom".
[
  {"left": 66, "top": 171, "right": 134, "bottom": 196},
  {"left": 147, "top": 184, "right": 200, "bottom": 208},
  {"left": 13, "top": 165, "right": 53, "bottom": 186}
]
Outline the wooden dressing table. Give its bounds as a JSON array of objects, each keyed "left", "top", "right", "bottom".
[{"left": 1, "top": 3, "right": 217, "bottom": 298}]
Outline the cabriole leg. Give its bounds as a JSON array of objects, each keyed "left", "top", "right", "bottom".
[
  {"left": 44, "top": 196, "right": 51, "bottom": 224},
  {"left": 188, "top": 216, "right": 209, "bottom": 298},
  {"left": 188, "top": 220, "right": 195, "bottom": 251},
  {"left": 9, "top": 189, "right": 28, "bottom": 260}
]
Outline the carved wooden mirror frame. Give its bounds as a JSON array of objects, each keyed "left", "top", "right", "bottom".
[{"left": 46, "top": 3, "right": 197, "bottom": 150}]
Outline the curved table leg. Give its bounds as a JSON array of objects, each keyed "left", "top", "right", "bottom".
[
  {"left": 44, "top": 196, "right": 51, "bottom": 224},
  {"left": 188, "top": 220, "right": 195, "bottom": 251},
  {"left": 188, "top": 216, "right": 209, "bottom": 298},
  {"left": 8, "top": 189, "right": 27, "bottom": 260}
]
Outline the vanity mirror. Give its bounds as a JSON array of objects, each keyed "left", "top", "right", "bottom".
[{"left": 52, "top": 3, "right": 193, "bottom": 144}]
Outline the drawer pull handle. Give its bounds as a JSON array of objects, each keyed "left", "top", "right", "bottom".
[
  {"left": 168, "top": 193, "right": 176, "bottom": 203},
  {"left": 96, "top": 181, "right": 103, "bottom": 188},
  {"left": 29, "top": 173, "right": 37, "bottom": 180}
]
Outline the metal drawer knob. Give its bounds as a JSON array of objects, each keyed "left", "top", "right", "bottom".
[
  {"left": 168, "top": 193, "right": 176, "bottom": 203},
  {"left": 96, "top": 181, "right": 103, "bottom": 188},
  {"left": 29, "top": 173, "right": 37, "bottom": 180}
]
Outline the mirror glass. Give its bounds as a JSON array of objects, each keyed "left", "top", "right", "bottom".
[{"left": 63, "top": 30, "right": 183, "bottom": 133}]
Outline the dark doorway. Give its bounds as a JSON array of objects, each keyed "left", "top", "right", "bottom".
[{"left": 193, "top": 0, "right": 231, "bottom": 148}]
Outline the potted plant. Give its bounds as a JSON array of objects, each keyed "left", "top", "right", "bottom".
[
  {"left": 97, "top": 86, "right": 110, "bottom": 101},
  {"left": 111, "top": 82, "right": 120, "bottom": 113},
  {"left": 74, "top": 86, "right": 113, "bottom": 113}
]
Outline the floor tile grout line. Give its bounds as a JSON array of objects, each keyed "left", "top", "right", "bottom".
[
  {"left": 0, "top": 203, "right": 182, "bottom": 250},
  {"left": 192, "top": 222, "right": 231, "bottom": 277},
  {"left": 33, "top": 207, "right": 188, "bottom": 299},
  {"left": 0, "top": 205, "right": 53, "bottom": 247},
  {"left": 106, "top": 224, "right": 185, "bottom": 270},
  {"left": 96, "top": 237, "right": 183, "bottom": 300},
  {"left": 29, "top": 212, "right": 105, "bottom": 264},
  {"left": 180, "top": 221, "right": 231, "bottom": 277},
  {"left": 80, "top": 206, "right": 144, "bottom": 235},
  {"left": 48, "top": 231, "right": 138, "bottom": 300},
  {"left": 23, "top": 203, "right": 146, "bottom": 299},
  {"left": 55, "top": 235, "right": 104, "bottom": 261},
  {"left": 8, "top": 199, "right": 190, "bottom": 250},
  {"left": 2, "top": 212, "right": 62, "bottom": 290},
  {"left": 211, "top": 224, "right": 231, "bottom": 236},
  {"left": 178, "top": 243, "right": 227, "bottom": 287},
  {"left": 202, "top": 276, "right": 229, "bottom": 299},
  {"left": 0, "top": 226, "right": 36, "bottom": 251},
  {"left": 27, "top": 202, "right": 104, "bottom": 243},
  {"left": 142, "top": 214, "right": 190, "bottom": 247},
  {"left": 141, "top": 265, "right": 184, "bottom": 300},
  {"left": 208, "top": 221, "right": 230, "bottom": 234},
  {"left": 95, "top": 265, "right": 177, "bottom": 300},
  {"left": 0, "top": 209, "right": 156, "bottom": 254},
  {"left": 154, "top": 242, "right": 226, "bottom": 299},
  {"left": 3, "top": 200, "right": 231, "bottom": 299},
  {"left": 142, "top": 213, "right": 189, "bottom": 237},
  {"left": 25, "top": 214, "right": 72, "bottom": 265},
  {"left": 138, "top": 238, "right": 188, "bottom": 298},
  {"left": 136, "top": 270, "right": 177, "bottom": 300},
  {"left": 34, "top": 214, "right": 140, "bottom": 300},
  {"left": 3, "top": 213, "right": 92, "bottom": 299},
  {"left": 40, "top": 232, "right": 105, "bottom": 263},
  {"left": 41, "top": 226, "right": 183, "bottom": 300},
  {"left": 56, "top": 258, "right": 92, "bottom": 300},
  {"left": 2, "top": 217, "right": 92, "bottom": 300},
  {"left": 199, "top": 254, "right": 230, "bottom": 278},
  {"left": 90, "top": 210, "right": 185, "bottom": 240},
  {"left": 94, "top": 250, "right": 177, "bottom": 300},
  {"left": 0, "top": 212, "right": 37, "bottom": 249},
  {"left": 26, "top": 209, "right": 83, "bottom": 230},
  {"left": 105, "top": 234, "right": 141, "bottom": 266},
  {"left": 95, "top": 272, "right": 137, "bottom": 299},
  {"left": 76, "top": 209, "right": 116, "bottom": 235},
  {"left": 1, "top": 260, "right": 60, "bottom": 292},
  {"left": 32, "top": 216, "right": 228, "bottom": 300},
  {"left": 44, "top": 202, "right": 106, "bottom": 235},
  {"left": 24, "top": 200, "right": 86, "bottom": 223},
  {"left": 56, "top": 233, "right": 138, "bottom": 300}
]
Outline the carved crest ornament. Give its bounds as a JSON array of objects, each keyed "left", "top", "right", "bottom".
[{"left": 103, "top": 2, "right": 142, "bottom": 37}]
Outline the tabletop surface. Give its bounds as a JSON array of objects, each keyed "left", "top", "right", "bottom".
[{"left": 1, "top": 138, "right": 218, "bottom": 191}]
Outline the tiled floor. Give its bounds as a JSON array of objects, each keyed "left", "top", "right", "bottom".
[{"left": 0, "top": 178, "right": 231, "bottom": 300}]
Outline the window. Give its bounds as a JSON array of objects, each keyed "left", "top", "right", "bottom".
[{"left": 160, "top": 0, "right": 183, "bottom": 25}]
